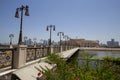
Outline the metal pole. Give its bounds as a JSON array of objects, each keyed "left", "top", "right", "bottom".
[
  {"left": 18, "top": 9, "right": 23, "bottom": 45},
  {"left": 49, "top": 26, "right": 52, "bottom": 46},
  {"left": 10, "top": 38, "right": 12, "bottom": 45},
  {"left": 60, "top": 33, "right": 62, "bottom": 46},
  {"left": 58, "top": 32, "right": 64, "bottom": 46}
]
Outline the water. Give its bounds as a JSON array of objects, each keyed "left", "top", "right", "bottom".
[
  {"left": 89, "top": 51, "right": 120, "bottom": 58},
  {"left": 78, "top": 50, "right": 120, "bottom": 68},
  {"left": 79, "top": 50, "right": 120, "bottom": 59}
]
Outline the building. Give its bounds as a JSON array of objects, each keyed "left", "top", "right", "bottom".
[
  {"left": 25, "top": 38, "right": 33, "bottom": 45},
  {"left": 62, "top": 39, "right": 99, "bottom": 47},
  {"left": 107, "top": 39, "right": 119, "bottom": 47}
]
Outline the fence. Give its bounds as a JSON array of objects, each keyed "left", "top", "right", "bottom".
[
  {"left": 0, "top": 46, "right": 75, "bottom": 69},
  {"left": 0, "top": 48, "right": 15, "bottom": 69},
  {"left": 26, "top": 47, "right": 48, "bottom": 62},
  {"left": 0, "top": 45, "right": 75, "bottom": 80},
  {"left": 0, "top": 48, "right": 15, "bottom": 80}
]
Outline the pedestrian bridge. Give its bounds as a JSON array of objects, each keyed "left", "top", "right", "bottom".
[
  {"left": 12, "top": 48, "right": 79, "bottom": 80},
  {"left": 0, "top": 46, "right": 79, "bottom": 80},
  {"left": 1, "top": 47, "right": 120, "bottom": 80}
]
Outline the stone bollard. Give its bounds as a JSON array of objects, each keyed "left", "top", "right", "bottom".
[{"left": 13, "top": 45, "right": 27, "bottom": 68}]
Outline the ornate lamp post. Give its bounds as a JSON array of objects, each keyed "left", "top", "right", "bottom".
[
  {"left": 46, "top": 25, "right": 55, "bottom": 46},
  {"left": 33, "top": 38, "right": 37, "bottom": 47},
  {"left": 15, "top": 5, "right": 30, "bottom": 45},
  {"left": 9, "top": 34, "right": 14, "bottom": 48},
  {"left": 63, "top": 35, "right": 69, "bottom": 45},
  {"left": 63, "top": 35, "right": 69, "bottom": 50},
  {"left": 57, "top": 32, "right": 64, "bottom": 46}
]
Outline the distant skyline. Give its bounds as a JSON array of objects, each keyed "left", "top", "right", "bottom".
[{"left": 0, "top": 0, "right": 120, "bottom": 44}]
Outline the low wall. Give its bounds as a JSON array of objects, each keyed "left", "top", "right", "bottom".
[{"left": 10, "top": 48, "right": 79, "bottom": 80}]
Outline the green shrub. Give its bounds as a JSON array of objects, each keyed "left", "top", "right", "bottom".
[{"left": 36, "top": 53, "right": 120, "bottom": 80}]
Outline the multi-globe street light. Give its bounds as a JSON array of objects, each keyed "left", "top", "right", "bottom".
[
  {"left": 57, "top": 32, "right": 64, "bottom": 46},
  {"left": 63, "top": 35, "right": 70, "bottom": 50},
  {"left": 33, "top": 38, "right": 37, "bottom": 47},
  {"left": 46, "top": 25, "right": 55, "bottom": 46},
  {"left": 63, "top": 35, "right": 69, "bottom": 46},
  {"left": 15, "top": 5, "right": 30, "bottom": 45},
  {"left": 9, "top": 34, "right": 14, "bottom": 45}
]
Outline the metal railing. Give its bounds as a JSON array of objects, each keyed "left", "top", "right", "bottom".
[
  {"left": 0, "top": 48, "right": 15, "bottom": 69},
  {"left": 0, "top": 72, "right": 12, "bottom": 80},
  {"left": 53, "top": 46, "right": 60, "bottom": 53},
  {"left": 0, "top": 46, "right": 76, "bottom": 80},
  {"left": 0, "top": 46, "right": 75, "bottom": 68},
  {"left": 26, "top": 47, "right": 48, "bottom": 62},
  {"left": 26, "top": 46, "right": 74, "bottom": 62}
]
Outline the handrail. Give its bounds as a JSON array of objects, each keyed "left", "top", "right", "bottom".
[{"left": 0, "top": 48, "right": 16, "bottom": 69}]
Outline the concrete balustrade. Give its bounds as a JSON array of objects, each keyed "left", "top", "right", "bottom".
[
  {"left": 0, "top": 45, "right": 76, "bottom": 69},
  {"left": 11, "top": 47, "right": 79, "bottom": 80},
  {"left": 0, "top": 45, "right": 77, "bottom": 80},
  {"left": 13, "top": 45, "right": 27, "bottom": 69}
]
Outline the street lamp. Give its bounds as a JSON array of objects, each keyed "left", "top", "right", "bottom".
[
  {"left": 46, "top": 25, "right": 55, "bottom": 46},
  {"left": 63, "top": 35, "right": 69, "bottom": 45},
  {"left": 9, "top": 34, "right": 14, "bottom": 45},
  {"left": 63, "top": 35, "right": 69, "bottom": 50},
  {"left": 33, "top": 38, "right": 37, "bottom": 47},
  {"left": 15, "top": 5, "right": 30, "bottom": 45},
  {"left": 57, "top": 32, "right": 64, "bottom": 46}
]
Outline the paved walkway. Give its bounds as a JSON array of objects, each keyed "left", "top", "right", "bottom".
[{"left": 59, "top": 48, "right": 79, "bottom": 61}]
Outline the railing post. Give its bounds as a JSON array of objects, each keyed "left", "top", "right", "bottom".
[
  {"left": 48, "top": 46, "right": 54, "bottom": 54},
  {"left": 34, "top": 48, "right": 37, "bottom": 60},
  {"left": 51, "top": 46, "right": 54, "bottom": 53},
  {"left": 44, "top": 46, "right": 47, "bottom": 56},
  {"left": 42, "top": 47, "right": 44, "bottom": 57},
  {"left": 13, "top": 45, "right": 27, "bottom": 68},
  {"left": 11, "top": 49, "right": 15, "bottom": 69},
  {"left": 66, "top": 46, "right": 67, "bottom": 50},
  {"left": 60, "top": 46, "right": 63, "bottom": 52}
]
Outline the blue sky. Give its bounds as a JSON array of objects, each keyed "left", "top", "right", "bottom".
[{"left": 0, "top": 0, "right": 120, "bottom": 44}]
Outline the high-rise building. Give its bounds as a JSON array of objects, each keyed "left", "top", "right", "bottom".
[
  {"left": 24, "top": 38, "right": 33, "bottom": 45},
  {"left": 107, "top": 39, "right": 119, "bottom": 47}
]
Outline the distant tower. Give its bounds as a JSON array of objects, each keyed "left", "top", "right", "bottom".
[{"left": 24, "top": 36, "right": 27, "bottom": 45}]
